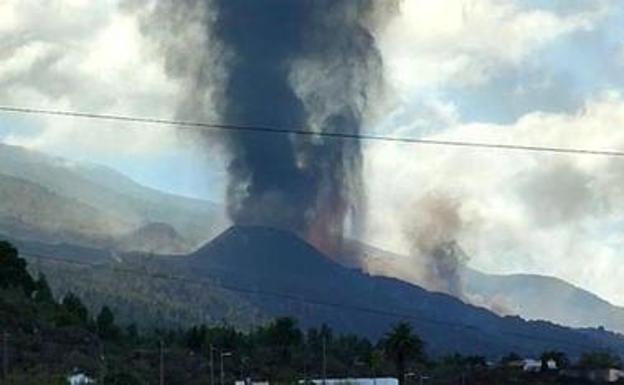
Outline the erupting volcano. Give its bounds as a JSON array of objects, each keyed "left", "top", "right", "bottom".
[{"left": 134, "top": 0, "right": 395, "bottom": 255}]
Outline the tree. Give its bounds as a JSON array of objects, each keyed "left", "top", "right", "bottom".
[
  {"left": 267, "top": 317, "right": 302, "bottom": 362},
  {"left": 246, "top": 317, "right": 304, "bottom": 382},
  {"left": 33, "top": 273, "right": 54, "bottom": 303},
  {"left": 500, "top": 352, "right": 522, "bottom": 365},
  {"left": 126, "top": 323, "right": 139, "bottom": 342},
  {"left": 578, "top": 351, "right": 622, "bottom": 369},
  {"left": 97, "top": 306, "right": 120, "bottom": 340},
  {"left": 0, "top": 241, "right": 35, "bottom": 295},
  {"left": 381, "top": 322, "right": 424, "bottom": 385},
  {"left": 464, "top": 355, "right": 486, "bottom": 368},
  {"left": 367, "top": 349, "right": 384, "bottom": 380},
  {"left": 57, "top": 292, "right": 90, "bottom": 326},
  {"left": 104, "top": 370, "right": 141, "bottom": 385},
  {"left": 185, "top": 325, "right": 207, "bottom": 352}
]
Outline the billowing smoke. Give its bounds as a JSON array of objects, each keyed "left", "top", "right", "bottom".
[
  {"left": 518, "top": 160, "right": 595, "bottom": 227},
  {"left": 127, "top": 0, "right": 394, "bottom": 254},
  {"left": 403, "top": 193, "right": 469, "bottom": 298}
]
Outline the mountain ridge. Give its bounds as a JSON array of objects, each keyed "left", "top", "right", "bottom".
[
  {"left": 3, "top": 142, "right": 624, "bottom": 342},
  {"left": 343, "top": 239, "right": 624, "bottom": 334},
  {"left": 7, "top": 223, "right": 624, "bottom": 358},
  {"left": 152, "top": 225, "right": 624, "bottom": 357},
  {"left": 0, "top": 142, "right": 227, "bottom": 249}
]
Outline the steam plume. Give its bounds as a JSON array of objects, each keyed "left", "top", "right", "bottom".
[
  {"left": 128, "top": 0, "right": 394, "bottom": 253},
  {"left": 404, "top": 193, "right": 469, "bottom": 297}
]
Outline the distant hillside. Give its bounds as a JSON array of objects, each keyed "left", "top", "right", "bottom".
[
  {"left": 148, "top": 226, "right": 624, "bottom": 357},
  {"left": 116, "top": 222, "right": 189, "bottom": 254},
  {"left": 12, "top": 233, "right": 263, "bottom": 331},
  {"left": 463, "top": 269, "right": 624, "bottom": 335},
  {"left": 0, "top": 143, "right": 227, "bottom": 249},
  {"left": 0, "top": 173, "right": 132, "bottom": 244},
  {"left": 339, "top": 240, "right": 624, "bottom": 335},
  {"left": 12, "top": 225, "right": 624, "bottom": 358},
  {"left": 4, "top": 142, "right": 624, "bottom": 356}
]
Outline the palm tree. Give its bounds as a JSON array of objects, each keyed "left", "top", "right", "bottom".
[
  {"left": 368, "top": 349, "right": 384, "bottom": 385},
  {"left": 381, "top": 322, "right": 424, "bottom": 385}
]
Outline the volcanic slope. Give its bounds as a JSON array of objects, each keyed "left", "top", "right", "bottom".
[{"left": 157, "top": 225, "right": 624, "bottom": 357}]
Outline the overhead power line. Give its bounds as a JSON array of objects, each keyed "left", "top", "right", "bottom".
[
  {"left": 1, "top": 105, "right": 624, "bottom": 157},
  {"left": 24, "top": 251, "right": 603, "bottom": 351}
]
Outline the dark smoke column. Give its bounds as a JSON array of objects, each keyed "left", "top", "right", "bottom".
[
  {"left": 212, "top": 0, "right": 313, "bottom": 231},
  {"left": 211, "top": 0, "right": 389, "bottom": 255},
  {"left": 133, "top": 0, "right": 393, "bottom": 254}
]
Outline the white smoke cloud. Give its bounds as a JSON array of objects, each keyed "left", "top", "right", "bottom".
[
  {"left": 365, "top": 92, "right": 624, "bottom": 305},
  {"left": 362, "top": 0, "right": 624, "bottom": 305},
  {"left": 402, "top": 192, "right": 471, "bottom": 297}
]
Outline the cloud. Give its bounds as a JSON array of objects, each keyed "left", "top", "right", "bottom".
[
  {"left": 444, "top": 64, "right": 583, "bottom": 124},
  {"left": 365, "top": 1, "right": 624, "bottom": 305},
  {"left": 518, "top": 161, "right": 596, "bottom": 227},
  {"left": 0, "top": 1, "right": 229, "bottom": 200},
  {"left": 0, "top": 1, "right": 184, "bottom": 156},
  {"left": 402, "top": 192, "right": 471, "bottom": 297},
  {"left": 364, "top": 92, "right": 624, "bottom": 305},
  {"left": 378, "top": 0, "right": 602, "bottom": 94},
  {"left": 375, "top": 0, "right": 611, "bottom": 129}
]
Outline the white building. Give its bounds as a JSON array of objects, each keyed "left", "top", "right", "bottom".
[
  {"left": 545, "top": 359, "right": 557, "bottom": 370},
  {"left": 302, "top": 378, "right": 399, "bottom": 385},
  {"left": 67, "top": 372, "right": 94, "bottom": 385},
  {"left": 521, "top": 359, "right": 542, "bottom": 372},
  {"left": 587, "top": 369, "right": 624, "bottom": 383},
  {"left": 236, "top": 381, "right": 270, "bottom": 385}
]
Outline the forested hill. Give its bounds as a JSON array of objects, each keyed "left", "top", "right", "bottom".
[
  {"left": 0, "top": 240, "right": 395, "bottom": 384},
  {"left": 0, "top": 240, "right": 475, "bottom": 385},
  {"left": 15, "top": 225, "right": 624, "bottom": 359},
  {"left": 166, "top": 226, "right": 624, "bottom": 358},
  {"left": 3, "top": 239, "right": 624, "bottom": 385}
]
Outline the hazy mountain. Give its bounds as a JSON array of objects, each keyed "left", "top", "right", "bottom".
[
  {"left": 463, "top": 269, "right": 624, "bottom": 334},
  {"left": 0, "top": 173, "right": 132, "bottom": 244},
  {"left": 0, "top": 143, "right": 227, "bottom": 249},
  {"left": 116, "top": 222, "right": 189, "bottom": 254},
  {"left": 340, "top": 240, "right": 624, "bottom": 335},
  {"left": 3, "top": 142, "right": 624, "bottom": 353}
]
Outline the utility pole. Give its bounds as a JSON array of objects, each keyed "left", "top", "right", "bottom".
[
  {"left": 99, "top": 355, "right": 106, "bottom": 385},
  {"left": 210, "top": 344, "right": 215, "bottom": 385},
  {"left": 220, "top": 351, "right": 232, "bottom": 385},
  {"left": 2, "top": 331, "right": 8, "bottom": 382},
  {"left": 322, "top": 335, "right": 327, "bottom": 385},
  {"left": 98, "top": 340, "right": 106, "bottom": 385},
  {"left": 160, "top": 340, "right": 165, "bottom": 385},
  {"left": 303, "top": 345, "right": 308, "bottom": 384}
]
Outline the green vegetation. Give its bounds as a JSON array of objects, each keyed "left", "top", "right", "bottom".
[
  {"left": 380, "top": 322, "right": 424, "bottom": 385},
  {"left": 1, "top": 241, "right": 621, "bottom": 385},
  {"left": 0, "top": 241, "right": 35, "bottom": 295},
  {"left": 26, "top": 250, "right": 263, "bottom": 331},
  {"left": 578, "top": 350, "right": 622, "bottom": 370}
]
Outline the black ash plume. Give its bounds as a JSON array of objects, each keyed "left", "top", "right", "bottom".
[{"left": 129, "top": 0, "right": 396, "bottom": 254}]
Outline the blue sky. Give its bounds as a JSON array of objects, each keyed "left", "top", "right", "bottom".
[{"left": 0, "top": 114, "right": 224, "bottom": 200}]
